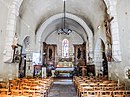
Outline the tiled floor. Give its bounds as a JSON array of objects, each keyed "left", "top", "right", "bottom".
[{"left": 48, "top": 78, "right": 78, "bottom": 97}]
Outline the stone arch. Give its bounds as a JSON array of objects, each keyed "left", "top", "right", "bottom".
[
  {"left": 22, "top": 36, "right": 30, "bottom": 53},
  {"left": 103, "top": 0, "right": 110, "bottom": 10},
  {"left": 36, "top": 13, "right": 93, "bottom": 57}
]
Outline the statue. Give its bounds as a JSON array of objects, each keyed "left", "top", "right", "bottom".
[
  {"left": 12, "top": 33, "right": 18, "bottom": 49},
  {"left": 77, "top": 48, "right": 81, "bottom": 59},
  {"left": 49, "top": 48, "right": 52, "bottom": 60},
  {"left": 104, "top": 15, "right": 114, "bottom": 38}
]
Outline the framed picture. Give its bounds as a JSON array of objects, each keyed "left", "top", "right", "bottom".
[{"left": 12, "top": 44, "right": 23, "bottom": 63}]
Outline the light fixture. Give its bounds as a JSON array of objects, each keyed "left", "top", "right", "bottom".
[{"left": 58, "top": 0, "right": 72, "bottom": 35}]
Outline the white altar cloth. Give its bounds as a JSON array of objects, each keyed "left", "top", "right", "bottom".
[{"left": 55, "top": 67, "right": 74, "bottom": 71}]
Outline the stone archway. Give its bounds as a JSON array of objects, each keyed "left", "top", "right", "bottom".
[
  {"left": 22, "top": 36, "right": 30, "bottom": 54},
  {"left": 3, "top": 0, "right": 114, "bottom": 63},
  {"left": 36, "top": 13, "right": 94, "bottom": 58}
]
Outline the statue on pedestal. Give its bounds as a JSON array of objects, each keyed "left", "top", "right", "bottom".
[{"left": 12, "top": 33, "right": 18, "bottom": 49}]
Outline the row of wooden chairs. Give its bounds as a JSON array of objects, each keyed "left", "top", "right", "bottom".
[
  {"left": 0, "top": 77, "right": 53, "bottom": 97},
  {"left": 73, "top": 76, "right": 130, "bottom": 97},
  {"left": 81, "top": 87, "right": 130, "bottom": 97}
]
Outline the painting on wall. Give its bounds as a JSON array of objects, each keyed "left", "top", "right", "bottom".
[{"left": 12, "top": 44, "right": 22, "bottom": 63}]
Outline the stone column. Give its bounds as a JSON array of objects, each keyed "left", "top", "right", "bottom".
[
  {"left": 3, "top": 0, "right": 23, "bottom": 63},
  {"left": 94, "top": 39, "right": 103, "bottom": 76},
  {"left": 1, "top": 0, "right": 23, "bottom": 80},
  {"left": 89, "top": 36, "right": 94, "bottom": 59},
  {"left": 104, "top": 0, "right": 122, "bottom": 61},
  {"left": 94, "top": 51, "right": 103, "bottom": 76}
]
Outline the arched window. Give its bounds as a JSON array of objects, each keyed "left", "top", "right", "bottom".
[{"left": 62, "top": 39, "right": 69, "bottom": 58}]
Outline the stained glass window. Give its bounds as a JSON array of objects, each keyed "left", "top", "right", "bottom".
[{"left": 62, "top": 39, "right": 69, "bottom": 58}]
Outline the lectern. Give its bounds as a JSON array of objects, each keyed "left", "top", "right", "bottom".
[{"left": 80, "top": 66, "right": 87, "bottom": 76}]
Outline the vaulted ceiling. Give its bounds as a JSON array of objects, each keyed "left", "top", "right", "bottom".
[{"left": 19, "top": 0, "right": 107, "bottom": 37}]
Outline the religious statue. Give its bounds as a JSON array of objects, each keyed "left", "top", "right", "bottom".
[
  {"left": 49, "top": 48, "right": 52, "bottom": 60},
  {"left": 12, "top": 33, "right": 18, "bottom": 49},
  {"left": 107, "top": 44, "right": 112, "bottom": 61},
  {"left": 13, "top": 50, "right": 21, "bottom": 63},
  {"left": 104, "top": 15, "right": 114, "bottom": 38},
  {"left": 77, "top": 48, "right": 81, "bottom": 59}
]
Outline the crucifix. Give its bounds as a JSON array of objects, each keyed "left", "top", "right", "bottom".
[{"left": 104, "top": 16, "right": 114, "bottom": 38}]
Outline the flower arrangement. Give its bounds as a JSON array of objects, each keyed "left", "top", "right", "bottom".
[{"left": 126, "top": 69, "right": 130, "bottom": 79}]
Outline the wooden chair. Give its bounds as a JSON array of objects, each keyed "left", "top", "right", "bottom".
[
  {"left": 124, "top": 90, "right": 130, "bottom": 97},
  {"left": 99, "top": 91, "right": 112, "bottom": 97},
  {"left": 0, "top": 94, "right": 11, "bottom": 97},
  {"left": 22, "top": 90, "right": 35, "bottom": 97},
  {"left": 12, "top": 96, "right": 28, "bottom": 97},
  {"left": 0, "top": 82, "right": 8, "bottom": 89},
  {"left": 11, "top": 89, "right": 23, "bottom": 96},
  {"left": 113, "top": 90, "right": 125, "bottom": 97},
  {"left": 81, "top": 86, "right": 94, "bottom": 97},
  {"left": 99, "top": 83, "right": 107, "bottom": 90},
  {"left": 85, "top": 90, "right": 99, "bottom": 97},
  {"left": 21, "top": 86, "right": 30, "bottom": 90},
  {"left": 0, "top": 88, "right": 9, "bottom": 95},
  {"left": 78, "top": 83, "right": 89, "bottom": 97}
]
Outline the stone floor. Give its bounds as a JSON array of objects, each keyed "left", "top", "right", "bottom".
[{"left": 48, "top": 78, "right": 78, "bottom": 97}]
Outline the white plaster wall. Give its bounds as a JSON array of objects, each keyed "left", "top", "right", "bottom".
[
  {"left": 18, "top": 16, "right": 35, "bottom": 50},
  {"left": 117, "top": 0, "right": 130, "bottom": 85},
  {"left": 117, "top": 0, "right": 129, "bottom": 62}
]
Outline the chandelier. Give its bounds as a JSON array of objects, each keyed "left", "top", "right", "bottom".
[{"left": 58, "top": 0, "right": 72, "bottom": 35}]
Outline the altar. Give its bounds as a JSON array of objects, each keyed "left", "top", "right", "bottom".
[
  {"left": 55, "top": 67, "right": 74, "bottom": 77},
  {"left": 55, "top": 61, "right": 74, "bottom": 77},
  {"left": 55, "top": 67, "right": 74, "bottom": 71},
  {"left": 57, "top": 61, "right": 73, "bottom": 67}
]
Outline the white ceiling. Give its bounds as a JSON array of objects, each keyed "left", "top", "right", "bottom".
[{"left": 19, "top": 0, "right": 106, "bottom": 37}]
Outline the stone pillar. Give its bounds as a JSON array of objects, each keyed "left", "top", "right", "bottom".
[
  {"left": 89, "top": 36, "right": 94, "bottom": 59},
  {"left": 3, "top": 0, "right": 23, "bottom": 63},
  {"left": 104, "top": 0, "right": 122, "bottom": 61},
  {"left": 94, "top": 39, "right": 103, "bottom": 76},
  {"left": 94, "top": 51, "right": 103, "bottom": 76},
  {"left": 1, "top": 0, "right": 23, "bottom": 80}
]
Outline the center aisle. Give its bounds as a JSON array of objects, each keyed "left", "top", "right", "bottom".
[{"left": 48, "top": 78, "right": 78, "bottom": 97}]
